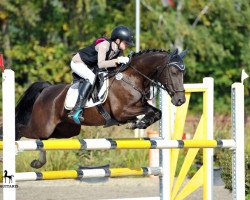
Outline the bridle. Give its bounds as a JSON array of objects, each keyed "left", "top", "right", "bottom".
[
  {"left": 106, "top": 53, "right": 185, "bottom": 100},
  {"left": 119, "top": 61, "right": 185, "bottom": 100},
  {"left": 161, "top": 62, "right": 186, "bottom": 96}
]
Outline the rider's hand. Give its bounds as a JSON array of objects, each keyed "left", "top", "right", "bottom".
[{"left": 117, "top": 56, "right": 129, "bottom": 64}]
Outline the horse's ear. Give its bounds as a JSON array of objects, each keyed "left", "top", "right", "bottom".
[
  {"left": 172, "top": 48, "right": 178, "bottom": 56},
  {"left": 179, "top": 49, "right": 188, "bottom": 58},
  {"left": 169, "top": 48, "right": 178, "bottom": 59}
]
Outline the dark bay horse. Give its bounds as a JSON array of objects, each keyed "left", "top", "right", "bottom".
[{"left": 15, "top": 48, "right": 187, "bottom": 168}]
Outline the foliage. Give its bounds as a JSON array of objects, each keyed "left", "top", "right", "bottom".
[
  {"left": 0, "top": 0, "right": 250, "bottom": 112},
  {"left": 218, "top": 150, "right": 250, "bottom": 196},
  {"left": 216, "top": 118, "right": 250, "bottom": 196}
]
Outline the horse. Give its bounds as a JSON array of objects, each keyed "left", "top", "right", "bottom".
[{"left": 15, "top": 48, "right": 187, "bottom": 168}]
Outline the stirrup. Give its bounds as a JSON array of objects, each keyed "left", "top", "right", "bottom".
[{"left": 70, "top": 109, "right": 84, "bottom": 124}]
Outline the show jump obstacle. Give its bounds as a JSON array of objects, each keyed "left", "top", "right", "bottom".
[{"left": 2, "top": 66, "right": 246, "bottom": 200}]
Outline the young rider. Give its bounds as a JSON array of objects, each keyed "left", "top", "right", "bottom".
[{"left": 68, "top": 26, "right": 135, "bottom": 124}]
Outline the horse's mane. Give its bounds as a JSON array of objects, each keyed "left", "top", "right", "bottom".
[
  {"left": 106, "top": 49, "right": 171, "bottom": 76},
  {"left": 130, "top": 49, "right": 170, "bottom": 58}
]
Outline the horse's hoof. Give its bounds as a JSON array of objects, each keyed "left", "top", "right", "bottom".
[
  {"left": 135, "top": 121, "right": 148, "bottom": 129},
  {"left": 30, "top": 160, "right": 45, "bottom": 169}
]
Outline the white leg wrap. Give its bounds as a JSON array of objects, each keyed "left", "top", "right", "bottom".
[{"left": 70, "top": 61, "right": 95, "bottom": 84}]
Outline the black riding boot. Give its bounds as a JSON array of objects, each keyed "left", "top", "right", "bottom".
[{"left": 68, "top": 80, "right": 92, "bottom": 124}]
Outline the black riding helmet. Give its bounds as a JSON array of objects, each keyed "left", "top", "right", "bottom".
[{"left": 111, "top": 26, "right": 135, "bottom": 46}]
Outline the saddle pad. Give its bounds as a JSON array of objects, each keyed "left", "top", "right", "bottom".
[{"left": 64, "top": 76, "right": 109, "bottom": 110}]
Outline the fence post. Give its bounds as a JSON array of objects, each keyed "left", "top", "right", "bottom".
[
  {"left": 231, "top": 83, "right": 245, "bottom": 200},
  {"left": 2, "top": 69, "right": 16, "bottom": 200},
  {"left": 203, "top": 78, "right": 214, "bottom": 200},
  {"left": 159, "top": 89, "right": 171, "bottom": 200}
]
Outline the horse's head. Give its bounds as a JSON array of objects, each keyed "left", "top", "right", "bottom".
[{"left": 158, "top": 49, "right": 187, "bottom": 106}]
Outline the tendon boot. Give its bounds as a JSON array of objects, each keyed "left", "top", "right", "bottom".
[{"left": 68, "top": 80, "right": 92, "bottom": 124}]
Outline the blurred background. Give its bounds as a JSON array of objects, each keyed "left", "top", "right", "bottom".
[{"left": 0, "top": 0, "right": 249, "bottom": 113}]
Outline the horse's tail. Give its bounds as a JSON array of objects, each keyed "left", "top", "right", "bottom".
[{"left": 15, "top": 81, "right": 52, "bottom": 137}]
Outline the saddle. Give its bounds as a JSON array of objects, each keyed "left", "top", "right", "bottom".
[{"left": 64, "top": 71, "right": 109, "bottom": 110}]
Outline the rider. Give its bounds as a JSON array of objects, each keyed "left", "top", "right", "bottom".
[{"left": 68, "top": 25, "right": 135, "bottom": 124}]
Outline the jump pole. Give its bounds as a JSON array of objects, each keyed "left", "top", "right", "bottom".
[
  {"left": 159, "top": 86, "right": 171, "bottom": 200},
  {"left": 15, "top": 167, "right": 162, "bottom": 181},
  {"left": 203, "top": 78, "right": 214, "bottom": 200},
  {"left": 231, "top": 82, "right": 245, "bottom": 199},
  {"left": 14, "top": 138, "right": 235, "bottom": 151},
  {"left": 2, "top": 59, "right": 16, "bottom": 199}
]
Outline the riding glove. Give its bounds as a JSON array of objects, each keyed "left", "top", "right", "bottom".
[{"left": 117, "top": 56, "right": 129, "bottom": 64}]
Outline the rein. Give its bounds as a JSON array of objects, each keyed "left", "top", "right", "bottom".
[{"left": 130, "top": 65, "right": 167, "bottom": 91}]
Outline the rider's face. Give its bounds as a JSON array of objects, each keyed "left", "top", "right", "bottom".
[
  {"left": 119, "top": 41, "right": 128, "bottom": 50},
  {"left": 115, "top": 39, "right": 128, "bottom": 50}
]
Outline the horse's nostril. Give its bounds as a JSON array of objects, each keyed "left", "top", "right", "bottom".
[{"left": 178, "top": 98, "right": 185, "bottom": 105}]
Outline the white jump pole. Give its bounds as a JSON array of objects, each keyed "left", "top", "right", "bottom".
[
  {"left": 136, "top": 0, "right": 140, "bottom": 52},
  {"left": 203, "top": 77, "right": 214, "bottom": 200},
  {"left": 231, "top": 82, "right": 245, "bottom": 200},
  {"left": 2, "top": 68, "right": 16, "bottom": 200},
  {"left": 159, "top": 89, "right": 171, "bottom": 200}
]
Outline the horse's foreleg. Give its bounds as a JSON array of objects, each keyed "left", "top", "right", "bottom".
[
  {"left": 30, "top": 150, "right": 46, "bottom": 169},
  {"left": 132, "top": 105, "right": 162, "bottom": 129}
]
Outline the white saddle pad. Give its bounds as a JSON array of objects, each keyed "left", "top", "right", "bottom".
[{"left": 64, "top": 74, "right": 109, "bottom": 110}]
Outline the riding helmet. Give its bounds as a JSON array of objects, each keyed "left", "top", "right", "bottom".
[{"left": 111, "top": 26, "right": 135, "bottom": 46}]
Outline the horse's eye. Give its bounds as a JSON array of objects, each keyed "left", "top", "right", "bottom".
[{"left": 171, "top": 71, "right": 178, "bottom": 76}]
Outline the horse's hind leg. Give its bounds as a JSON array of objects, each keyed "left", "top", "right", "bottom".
[
  {"left": 26, "top": 107, "right": 60, "bottom": 168},
  {"left": 18, "top": 119, "right": 57, "bottom": 168},
  {"left": 50, "top": 122, "right": 81, "bottom": 139},
  {"left": 30, "top": 150, "right": 46, "bottom": 169},
  {"left": 30, "top": 122, "right": 81, "bottom": 169},
  {"left": 19, "top": 113, "right": 58, "bottom": 168}
]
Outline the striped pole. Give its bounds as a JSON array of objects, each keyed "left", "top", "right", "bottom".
[
  {"left": 15, "top": 167, "right": 162, "bottom": 181},
  {"left": 14, "top": 138, "right": 236, "bottom": 151}
]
